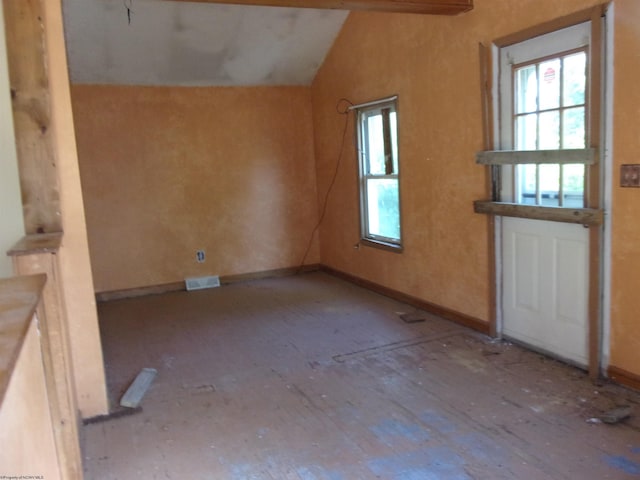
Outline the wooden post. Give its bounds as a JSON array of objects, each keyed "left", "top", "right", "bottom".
[
  {"left": 479, "top": 42, "right": 497, "bottom": 337},
  {"left": 8, "top": 234, "right": 83, "bottom": 480},
  {"left": 587, "top": 6, "right": 605, "bottom": 382},
  {"left": 2, "top": 0, "right": 61, "bottom": 234}
]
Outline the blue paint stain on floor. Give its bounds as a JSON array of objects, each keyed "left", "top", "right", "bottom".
[
  {"left": 296, "top": 465, "right": 345, "bottom": 480},
  {"left": 603, "top": 455, "right": 640, "bottom": 475},
  {"left": 453, "top": 432, "right": 507, "bottom": 466},
  {"left": 420, "top": 410, "right": 457, "bottom": 434},
  {"left": 229, "top": 463, "right": 262, "bottom": 480},
  {"left": 632, "top": 446, "right": 640, "bottom": 455},
  {"left": 226, "top": 461, "right": 344, "bottom": 480},
  {"left": 367, "top": 446, "right": 473, "bottom": 480},
  {"left": 296, "top": 466, "right": 319, "bottom": 480},
  {"left": 370, "top": 418, "right": 430, "bottom": 447}
]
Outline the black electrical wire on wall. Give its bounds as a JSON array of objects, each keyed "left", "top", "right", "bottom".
[{"left": 297, "top": 98, "right": 354, "bottom": 273}]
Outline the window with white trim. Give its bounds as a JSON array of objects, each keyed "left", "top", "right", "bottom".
[{"left": 356, "top": 98, "right": 402, "bottom": 249}]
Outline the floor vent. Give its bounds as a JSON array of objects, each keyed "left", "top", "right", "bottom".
[{"left": 185, "top": 275, "right": 221, "bottom": 291}]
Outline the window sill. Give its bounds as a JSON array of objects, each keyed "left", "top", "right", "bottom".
[
  {"left": 474, "top": 200, "right": 603, "bottom": 226},
  {"left": 360, "top": 238, "right": 404, "bottom": 253}
]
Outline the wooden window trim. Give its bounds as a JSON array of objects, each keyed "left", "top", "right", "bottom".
[
  {"left": 360, "top": 238, "right": 404, "bottom": 253},
  {"left": 160, "top": 0, "right": 474, "bottom": 16},
  {"left": 476, "top": 148, "right": 597, "bottom": 166},
  {"left": 478, "top": 4, "right": 609, "bottom": 380},
  {"left": 356, "top": 98, "right": 403, "bottom": 250},
  {"left": 473, "top": 200, "right": 603, "bottom": 226}
]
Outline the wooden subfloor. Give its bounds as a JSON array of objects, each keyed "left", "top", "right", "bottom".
[{"left": 84, "top": 272, "right": 640, "bottom": 479}]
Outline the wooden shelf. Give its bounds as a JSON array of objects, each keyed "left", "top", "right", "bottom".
[
  {"left": 474, "top": 201, "right": 603, "bottom": 226},
  {"left": 476, "top": 148, "right": 597, "bottom": 166}
]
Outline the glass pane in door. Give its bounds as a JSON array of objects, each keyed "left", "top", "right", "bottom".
[{"left": 512, "top": 49, "right": 587, "bottom": 207}]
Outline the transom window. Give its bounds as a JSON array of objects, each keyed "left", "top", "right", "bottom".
[
  {"left": 356, "top": 97, "right": 402, "bottom": 249},
  {"left": 513, "top": 50, "right": 587, "bottom": 208}
]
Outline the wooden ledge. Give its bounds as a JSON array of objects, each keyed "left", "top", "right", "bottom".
[
  {"left": 161, "top": 0, "right": 474, "bottom": 15},
  {"left": 7, "top": 232, "right": 63, "bottom": 257},
  {"left": 476, "top": 148, "right": 597, "bottom": 166},
  {"left": 0, "top": 274, "right": 46, "bottom": 406},
  {"left": 474, "top": 201, "right": 603, "bottom": 226}
]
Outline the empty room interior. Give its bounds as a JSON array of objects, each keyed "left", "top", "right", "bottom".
[{"left": 3, "top": 0, "right": 640, "bottom": 478}]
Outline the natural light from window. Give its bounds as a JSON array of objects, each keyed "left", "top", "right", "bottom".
[
  {"left": 357, "top": 99, "right": 401, "bottom": 247},
  {"left": 514, "top": 51, "right": 587, "bottom": 208}
]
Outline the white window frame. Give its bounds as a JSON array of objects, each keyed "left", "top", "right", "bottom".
[
  {"left": 355, "top": 96, "right": 402, "bottom": 251},
  {"left": 500, "top": 24, "right": 591, "bottom": 209}
]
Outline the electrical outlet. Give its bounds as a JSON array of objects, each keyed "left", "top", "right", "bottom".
[
  {"left": 621, "top": 164, "right": 640, "bottom": 187},
  {"left": 196, "top": 250, "right": 205, "bottom": 263}
]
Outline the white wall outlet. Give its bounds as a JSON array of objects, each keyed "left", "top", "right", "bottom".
[{"left": 196, "top": 250, "right": 205, "bottom": 263}]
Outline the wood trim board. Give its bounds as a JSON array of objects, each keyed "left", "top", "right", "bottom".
[
  {"left": 12, "top": 251, "right": 83, "bottom": 480},
  {"left": 479, "top": 42, "right": 497, "bottom": 337},
  {"left": 157, "top": 0, "right": 474, "bottom": 15},
  {"left": 474, "top": 201, "right": 603, "bottom": 226},
  {"left": 321, "top": 266, "right": 490, "bottom": 335},
  {"left": 608, "top": 366, "right": 640, "bottom": 392},
  {"left": 95, "top": 264, "right": 490, "bottom": 335},
  {"left": 2, "top": 0, "right": 61, "bottom": 234},
  {"left": 494, "top": 4, "right": 608, "bottom": 47},
  {"left": 96, "top": 264, "right": 321, "bottom": 302},
  {"left": 476, "top": 149, "right": 597, "bottom": 166},
  {"left": 586, "top": 6, "right": 604, "bottom": 382}
]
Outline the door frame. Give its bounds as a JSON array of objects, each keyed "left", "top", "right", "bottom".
[{"left": 485, "top": 4, "right": 611, "bottom": 379}]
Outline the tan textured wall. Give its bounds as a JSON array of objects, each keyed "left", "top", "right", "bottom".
[
  {"left": 0, "top": 319, "right": 61, "bottom": 479},
  {"left": 610, "top": 0, "right": 640, "bottom": 374},
  {"left": 43, "top": 0, "right": 108, "bottom": 417},
  {"left": 312, "top": 0, "right": 604, "bottom": 323},
  {"left": 72, "top": 85, "right": 320, "bottom": 293}
]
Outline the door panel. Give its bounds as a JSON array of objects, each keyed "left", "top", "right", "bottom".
[
  {"left": 499, "top": 23, "right": 591, "bottom": 368},
  {"left": 513, "top": 231, "right": 539, "bottom": 312},
  {"left": 503, "top": 217, "right": 588, "bottom": 366}
]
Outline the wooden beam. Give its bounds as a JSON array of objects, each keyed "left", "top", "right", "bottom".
[
  {"left": 474, "top": 201, "right": 603, "bottom": 226},
  {"left": 10, "top": 234, "right": 84, "bottom": 480},
  {"left": 160, "top": 0, "right": 474, "bottom": 15},
  {"left": 3, "top": 0, "right": 61, "bottom": 234},
  {"left": 587, "top": 6, "right": 604, "bottom": 383},
  {"left": 476, "top": 148, "right": 597, "bottom": 166},
  {"left": 479, "top": 42, "right": 497, "bottom": 338}
]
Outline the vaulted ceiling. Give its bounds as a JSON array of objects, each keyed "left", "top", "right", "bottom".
[
  {"left": 62, "top": 0, "right": 472, "bottom": 87},
  {"left": 62, "top": 0, "right": 349, "bottom": 86}
]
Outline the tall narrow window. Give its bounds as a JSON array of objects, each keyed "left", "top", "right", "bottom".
[{"left": 356, "top": 98, "right": 401, "bottom": 249}]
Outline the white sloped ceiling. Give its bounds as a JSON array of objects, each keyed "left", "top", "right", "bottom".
[{"left": 62, "top": 0, "right": 348, "bottom": 86}]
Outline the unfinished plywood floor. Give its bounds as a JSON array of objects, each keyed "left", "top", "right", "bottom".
[{"left": 84, "top": 272, "right": 640, "bottom": 479}]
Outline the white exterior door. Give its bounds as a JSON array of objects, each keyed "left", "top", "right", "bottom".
[
  {"left": 499, "top": 23, "right": 591, "bottom": 367},
  {"left": 502, "top": 218, "right": 588, "bottom": 365}
]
